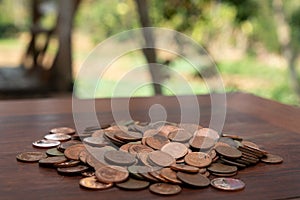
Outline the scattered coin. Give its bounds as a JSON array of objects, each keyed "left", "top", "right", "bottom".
[
  {"left": 161, "top": 142, "right": 188, "bottom": 159},
  {"left": 95, "top": 165, "right": 129, "bottom": 183},
  {"left": 64, "top": 144, "right": 85, "bottom": 160},
  {"left": 207, "top": 163, "right": 238, "bottom": 174},
  {"left": 32, "top": 139, "right": 61, "bottom": 148},
  {"left": 16, "top": 152, "right": 47, "bottom": 163},
  {"left": 148, "top": 151, "right": 175, "bottom": 167},
  {"left": 54, "top": 160, "right": 80, "bottom": 168},
  {"left": 50, "top": 127, "right": 75, "bottom": 135},
  {"left": 79, "top": 176, "right": 113, "bottom": 190},
  {"left": 39, "top": 156, "right": 68, "bottom": 167},
  {"left": 261, "top": 153, "right": 283, "bottom": 164},
  {"left": 57, "top": 165, "right": 89, "bottom": 175},
  {"left": 46, "top": 148, "right": 65, "bottom": 157},
  {"left": 149, "top": 183, "right": 182, "bottom": 195},
  {"left": 104, "top": 150, "right": 136, "bottom": 166},
  {"left": 184, "top": 152, "right": 212, "bottom": 168},
  {"left": 211, "top": 178, "right": 245, "bottom": 191},
  {"left": 44, "top": 133, "right": 71, "bottom": 142},
  {"left": 116, "top": 178, "right": 150, "bottom": 190},
  {"left": 177, "top": 172, "right": 210, "bottom": 187},
  {"left": 215, "top": 146, "right": 242, "bottom": 159}
]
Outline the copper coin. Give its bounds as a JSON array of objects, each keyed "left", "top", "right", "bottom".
[
  {"left": 119, "top": 143, "right": 134, "bottom": 152},
  {"left": 189, "top": 136, "right": 215, "bottom": 150},
  {"left": 104, "top": 150, "right": 136, "bottom": 166},
  {"left": 208, "top": 163, "right": 238, "bottom": 174},
  {"left": 241, "top": 140, "right": 259, "bottom": 149},
  {"left": 261, "top": 153, "right": 283, "bottom": 164},
  {"left": 222, "top": 133, "right": 243, "bottom": 141},
  {"left": 79, "top": 149, "right": 89, "bottom": 163},
  {"left": 91, "top": 129, "right": 106, "bottom": 137},
  {"left": 116, "top": 178, "right": 150, "bottom": 190},
  {"left": 145, "top": 134, "right": 169, "bottom": 150},
  {"left": 211, "top": 178, "right": 245, "bottom": 191},
  {"left": 57, "top": 140, "right": 81, "bottom": 152},
  {"left": 215, "top": 146, "right": 242, "bottom": 159},
  {"left": 149, "top": 183, "right": 182, "bottom": 195},
  {"left": 128, "top": 144, "right": 153, "bottom": 155},
  {"left": 218, "top": 137, "right": 238, "bottom": 148},
  {"left": 81, "top": 171, "right": 95, "bottom": 177},
  {"left": 86, "top": 146, "right": 116, "bottom": 168},
  {"left": 32, "top": 139, "right": 60, "bottom": 148},
  {"left": 148, "top": 170, "right": 169, "bottom": 182},
  {"left": 64, "top": 144, "right": 86, "bottom": 160},
  {"left": 95, "top": 165, "right": 129, "bottom": 183},
  {"left": 148, "top": 151, "right": 175, "bottom": 167},
  {"left": 158, "top": 125, "right": 180, "bottom": 136},
  {"left": 137, "top": 153, "right": 152, "bottom": 166},
  {"left": 160, "top": 168, "right": 182, "bottom": 184},
  {"left": 83, "top": 137, "right": 109, "bottom": 147},
  {"left": 168, "top": 129, "right": 192, "bottom": 142},
  {"left": 54, "top": 160, "right": 80, "bottom": 168},
  {"left": 57, "top": 165, "right": 89, "bottom": 175},
  {"left": 79, "top": 176, "right": 113, "bottom": 190},
  {"left": 46, "top": 148, "right": 65, "bottom": 157},
  {"left": 170, "top": 164, "right": 200, "bottom": 173},
  {"left": 16, "top": 152, "right": 47, "bottom": 163},
  {"left": 211, "top": 171, "right": 237, "bottom": 177},
  {"left": 194, "top": 128, "right": 220, "bottom": 141},
  {"left": 50, "top": 127, "right": 75, "bottom": 135},
  {"left": 161, "top": 142, "right": 188, "bottom": 159},
  {"left": 44, "top": 133, "right": 71, "bottom": 142},
  {"left": 208, "top": 149, "right": 217, "bottom": 160},
  {"left": 39, "top": 156, "right": 68, "bottom": 167},
  {"left": 104, "top": 130, "right": 126, "bottom": 146},
  {"left": 177, "top": 172, "right": 210, "bottom": 187},
  {"left": 114, "top": 131, "right": 142, "bottom": 142},
  {"left": 220, "top": 157, "right": 246, "bottom": 168},
  {"left": 184, "top": 152, "right": 212, "bottom": 168},
  {"left": 86, "top": 154, "right": 107, "bottom": 169}
]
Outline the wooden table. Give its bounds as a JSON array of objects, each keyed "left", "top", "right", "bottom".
[{"left": 1, "top": 92, "right": 299, "bottom": 200}]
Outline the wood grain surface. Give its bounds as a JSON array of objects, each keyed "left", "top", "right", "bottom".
[{"left": 0, "top": 92, "right": 299, "bottom": 200}]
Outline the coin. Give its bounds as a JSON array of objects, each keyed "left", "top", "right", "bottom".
[
  {"left": 54, "top": 160, "right": 80, "bottom": 168},
  {"left": 177, "top": 172, "right": 210, "bottom": 187},
  {"left": 64, "top": 144, "right": 86, "bottom": 160},
  {"left": 114, "top": 131, "right": 142, "bottom": 142},
  {"left": 161, "top": 142, "right": 188, "bottom": 159},
  {"left": 215, "top": 146, "right": 242, "bottom": 159},
  {"left": 211, "top": 178, "right": 245, "bottom": 191},
  {"left": 146, "top": 133, "right": 170, "bottom": 150},
  {"left": 261, "top": 153, "right": 283, "bottom": 164},
  {"left": 95, "top": 165, "right": 129, "bottom": 183},
  {"left": 170, "top": 164, "right": 199, "bottom": 173},
  {"left": 158, "top": 125, "right": 180, "bottom": 136},
  {"left": 104, "top": 150, "right": 136, "bottom": 166},
  {"left": 160, "top": 168, "right": 182, "bottom": 184},
  {"left": 220, "top": 157, "right": 247, "bottom": 168},
  {"left": 50, "top": 127, "right": 75, "bottom": 135},
  {"left": 194, "top": 128, "right": 220, "bottom": 141},
  {"left": 148, "top": 151, "right": 175, "bottom": 167},
  {"left": 168, "top": 129, "right": 192, "bottom": 142},
  {"left": 39, "top": 156, "right": 68, "bottom": 167},
  {"left": 91, "top": 129, "right": 105, "bottom": 137},
  {"left": 116, "top": 178, "right": 150, "bottom": 190},
  {"left": 207, "top": 163, "right": 238, "bottom": 174},
  {"left": 57, "top": 140, "right": 81, "bottom": 152},
  {"left": 16, "top": 152, "right": 47, "bottom": 163},
  {"left": 222, "top": 133, "right": 243, "bottom": 141},
  {"left": 148, "top": 170, "right": 169, "bottom": 182},
  {"left": 211, "top": 171, "right": 237, "bottom": 177},
  {"left": 149, "top": 183, "right": 182, "bottom": 195},
  {"left": 79, "top": 149, "right": 89, "bottom": 163},
  {"left": 184, "top": 152, "right": 212, "bottom": 168},
  {"left": 44, "top": 133, "right": 71, "bottom": 141},
  {"left": 104, "top": 130, "right": 126, "bottom": 146},
  {"left": 83, "top": 137, "right": 109, "bottom": 147},
  {"left": 179, "top": 123, "right": 202, "bottom": 134},
  {"left": 128, "top": 144, "right": 153, "bottom": 155},
  {"left": 32, "top": 139, "right": 61, "bottom": 148},
  {"left": 81, "top": 171, "right": 95, "bottom": 177},
  {"left": 189, "top": 136, "right": 215, "bottom": 150},
  {"left": 46, "top": 148, "right": 65, "bottom": 157},
  {"left": 79, "top": 176, "right": 113, "bottom": 190},
  {"left": 57, "top": 165, "right": 89, "bottom": 175}
]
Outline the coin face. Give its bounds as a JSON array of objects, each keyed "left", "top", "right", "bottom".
[
  {"left": 161, "top": 142, "right": 188, "bottom": 159},
  {"left": 16, "top": 152, "right": 47, "bottom": 163},
  {"left": 215, "top": 146, "right": 242, "bottom": 159},
  {"left": 46, "top": 148, "right": 65, "bottom": 157},
  {"left": 184, "top": 152, "right": 212, "bottom": 168},
  {"left": 177, "top": 172, "right": 210, "bottom": 187},
  {"left": 148, "top": 151, "right": 175, "bottom": 167},
  {"left": 261, "top": 153, "right": 283, "bottom": 164},
  {"left": 116, "top": 178, "right": 150, "bottom": 190},
  {"left": 79, "top": 176, "right": 113, "bottom": 190},
  {"left": 50, "top": 127, "right": 75, "bottom": 135},
  {"left": 95, "top": 165, "right": 129, "bottom": 183},
  {"left": 32, "top": 139, "right": 61, "bottom": 148},
  {"left": 44, "top": 133, "right": 71, "bottom": 141},
  {"left": 189, "top": 136, "right": 215, "bottom": 150},
  {"left": 64, "top": 144, "right": 85, "bottom": 160},
  {"left": 211, "top": 178, "right": 245, "bottom": 191},
  {"left": 149, "top": 183, "right": 182, "bottom": 195},
  {"left": 104, "top": 150, "right": 136, "bottom": 166}
]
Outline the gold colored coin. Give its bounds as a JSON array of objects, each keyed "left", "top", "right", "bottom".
[
  {"left": 95, "top": 165, "right": 129, "bottom": 183},
  {"left": 16, "top": 152, "right": 47, "bottom": 163},
  {"left": 215, "top": 146, "right": 242, "bottom": 159},
  {"left": 184, "top": 152, "right": 212, "bottom": 168},
  {"left": 79, "top": 176, "right": 113, "bottom": 190},
  {"left": 161, "top": 142, "right": 188, "bottom": 159},
  {"left": 148, "top": 151, "right": 175, "bottom": 167},
  {"left": 177, "top": 172, "right": 210, "bottom": 187},
  {"left": 261, "top": 153, "right": 283, "bottom": 164},
  {"left": 149, "top": 183, "right": 182, "bottom": 195},
  {"left": 64, "top": 144, "right": 85, "bottom": 160}
]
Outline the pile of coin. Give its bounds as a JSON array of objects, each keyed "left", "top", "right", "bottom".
[{"left": 16, "top": 121, "right": 283, "bottom": 195}]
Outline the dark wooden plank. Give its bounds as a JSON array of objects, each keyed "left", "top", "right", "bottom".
[{"left": 0, "top": 92, "right": 299, "bottom": 199}]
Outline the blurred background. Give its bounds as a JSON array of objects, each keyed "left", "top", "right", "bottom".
[{"left": 0, "top": 0, "right": 300, "bottom": 106}]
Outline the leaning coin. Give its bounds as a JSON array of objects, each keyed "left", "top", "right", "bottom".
[
  {"left": 79, "top": 176, "right": 113, "bottom": 190},
  {"left": 95, "top": 165, "right": 129, "bottom": 183},
  {"left": 177, "top": 172, "right": 210, "bottom": 187},
  {"left": 39, "top": 156, "right": 68, "bottom": 167},
  {"left": 211, "top": 178, "right": 245, "bottom": 191},
  {"left": 50, "top": 127, "right": 75, "bottom": 135},
  {"left": 149, "top": 183, "right": 182, "bottom": 195},
  {"left": 46, "top": 148, "right": 65, "bottom": 157},
  {"left": 32, "top": 139, "right": 60, "bottom": 148},
  {"left": 57, "top": 165, "right": 89, "bottom": 175},
  {"left": 44, "top": 133, "right": 71, "bottom": 142},
  {"left": 16, "top": 152, "right": 47, "bottom": 163},
  {"left": 116, "top": 178, "right": 150, "bottom": 190},
  {"left": 261, "top": 153, "right": 283, "bottom": 164}
]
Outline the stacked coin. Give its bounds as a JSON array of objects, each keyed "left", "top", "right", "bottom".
[{"left": 16, "top": 121, "right": 283, "bottom": 195}]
